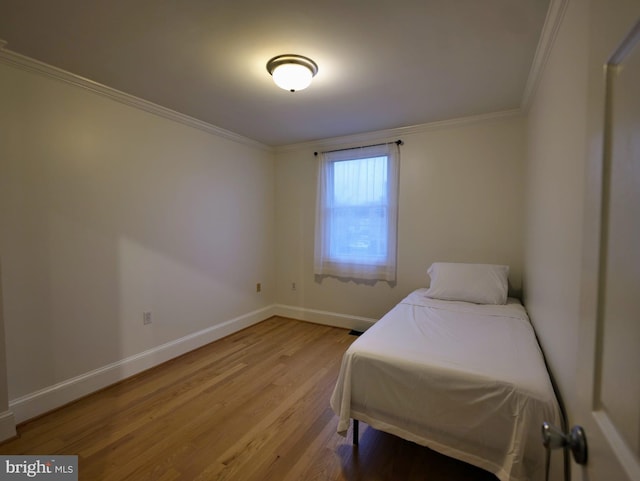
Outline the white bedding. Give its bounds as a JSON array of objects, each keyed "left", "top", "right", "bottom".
[{"left": 330, "top": 289, "right": 561, "bottom": 481}]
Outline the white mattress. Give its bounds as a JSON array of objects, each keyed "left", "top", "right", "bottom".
[{"left": 330, "top": 289, "right": 561, "bottom": 481}]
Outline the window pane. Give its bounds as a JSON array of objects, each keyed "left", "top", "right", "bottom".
[
  {"left": 329, "top": 206, "right": 387, "bottom": 262},
  {"left": 333, "top": 156, "right": 388, "bottom": 206},
  {"left": 329, "top": 156, "right": 388, "bottom": 263}
]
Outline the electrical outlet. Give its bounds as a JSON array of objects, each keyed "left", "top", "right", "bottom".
[
  {"left": 292, "top": 282, "right": 297, "bottom": 291},
  {"left": 143, "top": 311, "right": 152, "bottom": 325},
  {"left": 256, "top": 283, "right": 261, "bottom": 292}
]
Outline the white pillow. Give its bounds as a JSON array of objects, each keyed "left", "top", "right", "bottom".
[{"left": 425, "top": 262, "right": 509, "bottom": 305}]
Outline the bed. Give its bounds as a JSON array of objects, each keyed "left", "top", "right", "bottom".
[{"left": 330, "top": 263, "right": 562, "bottom": 481}]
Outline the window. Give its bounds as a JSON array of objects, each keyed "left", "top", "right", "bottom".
[{"left": 314, "top": 142, "right": 400, "bottom": 282}]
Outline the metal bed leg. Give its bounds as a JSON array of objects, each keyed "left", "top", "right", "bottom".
[{"left": 353, "top": 419, "right": 359, "bottom": 446}]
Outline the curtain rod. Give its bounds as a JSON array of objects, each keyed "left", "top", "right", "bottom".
[{"left": 314, "top": 139, "right": 403, "bottom": 156}]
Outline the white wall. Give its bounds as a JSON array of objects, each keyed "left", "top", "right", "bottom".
[
  {"left": 524, "top": 2, "right": 640, "bottom": 479},
  {"left": 522, "top": 0, "right": 588, "bottom": 421},
  {"left": 275, "top": 114, "right": 525, "bottom": 323},
  {"left": 0, "top": 60, "right": 276, "bottom": 423}
]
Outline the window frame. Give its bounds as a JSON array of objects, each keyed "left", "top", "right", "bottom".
[{"left": 313, "top": 142, "right": 400, "bottom": 282}]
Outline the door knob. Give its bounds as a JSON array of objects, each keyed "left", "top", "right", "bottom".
[{"left": 541, "top": 421, "right": 588, "bottom": 465}]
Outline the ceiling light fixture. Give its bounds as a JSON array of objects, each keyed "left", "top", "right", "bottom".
[{"left": 266, "top": 54, "right": 318, "bottom": 92}]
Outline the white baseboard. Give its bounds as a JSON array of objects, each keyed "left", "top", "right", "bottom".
[
  {"left": 274, "top": 304, "right": 377, "bottom": 332},
  {"left": 9, "top": 305, "right": 277, "bottom": 424},
  {"left": 0, "top": 410, "right": 16, "bottom": 442},
  {"left": 9, "top": 304, "right": 371, "bottom": 424}
]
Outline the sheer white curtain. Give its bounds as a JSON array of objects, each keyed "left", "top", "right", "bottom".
[{"left": 314, "top": 142, "right": 399, "bottom": 282}]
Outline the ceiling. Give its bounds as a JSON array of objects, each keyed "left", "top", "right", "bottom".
[{"left": 0, "top": 0, "right": 550, "bottom": 146}]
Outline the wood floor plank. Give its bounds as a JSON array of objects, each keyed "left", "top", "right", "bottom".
[{"left": 0, "top": 317, "right": 497, "bottom": 481}]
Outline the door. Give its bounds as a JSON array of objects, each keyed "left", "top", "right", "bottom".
[{"left": 576, "top": 2, "right": 640, "bottom": 480}]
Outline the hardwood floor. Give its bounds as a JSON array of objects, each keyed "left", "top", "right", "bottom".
[{"left": 0, "top": 317, "right": 497, "bottom": 481}]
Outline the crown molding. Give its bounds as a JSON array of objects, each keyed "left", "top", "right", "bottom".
[
  {"left": 275, "top": 109, "right": 523, "bottom": 154},
  {"left": 521, "top": 0, "right": 570, "bottom": 111},
  {"left": 0, "top": 45, "right": 272, "bottom": 153}
]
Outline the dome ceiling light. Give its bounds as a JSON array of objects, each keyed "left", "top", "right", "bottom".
[{"left": 266, "top": 54, "right": 318, "bottom": 92}]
